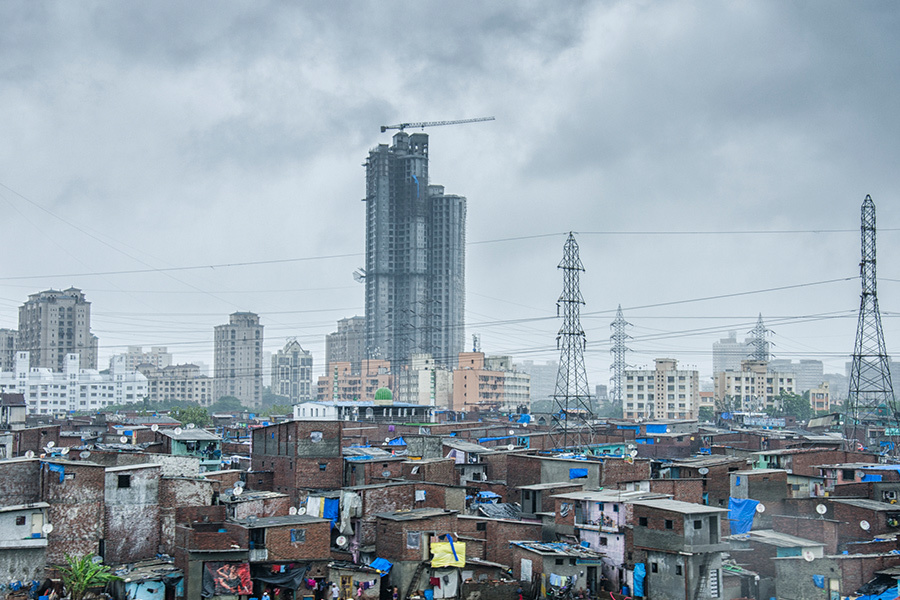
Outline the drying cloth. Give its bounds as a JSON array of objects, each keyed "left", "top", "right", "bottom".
[
  {"left": 307, "top": 497, "right": 323, "bottom": 517},
  {"left": 429, "top": 578, "right": 440, "bottom": 587},
  {"left": 416, "top": 490, "right": 427, "bottom": 502},
  {"left": 727, "top": 497, "right": 759, "bottom": 535},
  {"left": 323, "top": 498, "right": 340, "bottom": 528}
]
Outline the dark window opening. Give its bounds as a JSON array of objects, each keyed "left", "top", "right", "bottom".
[
  {"left": 476, "top": 523, "right": 486, "bottom": 531},
  {"left": 118, "top": 474, "right": 131, "bottom": 488},
  {"left": 639, "top": 517, "right": 648, "bottom": 526},
  {"left": 319, "top": 463, "right": 327, "bottom": 471},
  {"left": 651, "top": 563, "right": 658, "bottom": 573},
  {"left": 15, "top": 516, "right": 25, "bottom": 526},
  {"left": 676, "top": 565, "right": 683, "bottom": 576},
  {"left": 665, "top": 519, "right": 673, "bottom": 529},
  {"left": 694, "top": 520, "right": 702, "bottom": 530}
]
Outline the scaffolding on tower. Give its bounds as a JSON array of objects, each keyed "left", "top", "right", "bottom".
[{"left": 550, "top": 233, "right": 595, "bottom": 451}]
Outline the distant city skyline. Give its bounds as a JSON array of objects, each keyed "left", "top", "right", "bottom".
[{"left": 0, "top": 3, "right": 898, "bottom": 392}]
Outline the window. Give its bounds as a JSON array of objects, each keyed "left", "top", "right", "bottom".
[
  {"left": 599, "top": 537, "right": 607, "bottom": 546},
  {"left": 290, "top": 529, "right": 306, "bottom": 543},
  {"left": 16, "top": 516, "right": 25, "bottom": 526},
  {"left": 319, "top": 463, "right": 328, "bottom": 471},
  {"left": 613, "top": 504, "right": 619, "bottom": 512},
  {"left": 555, "top": 559, "right": 563, "bottom": 565},
  {"left": 675, "top": 565, "right": 683, "bottom": 576},
  {"left": 842, "top": 469, "right": 856, "bottom": 481},
  {"left": 694, "top": 520, "right": 703, "bottom": 530},
  {"left": 665, "top": 519, "right": 673, "bottom": 530},
  {"left": 651, "top": 563, "right": 658, "bottom": 573},
  {"left": 118, "top": 475, "right": 131, "bottom": 488},
  {"left": 476, "top": 522, "right": 487, "bottom": 531},
  {"left": 639, "top": 517, "right": 648, "bottom": 526},
  {"left": 407, "top": 532, "right": 421, "bottom": 549}
]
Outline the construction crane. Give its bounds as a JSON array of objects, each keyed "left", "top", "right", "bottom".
[{"left": 380, "top": 116, "right": 495, "bottom": 133}]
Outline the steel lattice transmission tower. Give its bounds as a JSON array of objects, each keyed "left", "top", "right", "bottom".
[
  {"left": 609, "top": 305, "right": 632, "bottom": 408},
  {"left": 848, "top": 195, "right": 896, "bottom": 436},
  {"left": 551, "top": 233, "right": 594, "bottom": 450},
  {"left": 748, "top": 314, "right": 771, "bottom": 362}
]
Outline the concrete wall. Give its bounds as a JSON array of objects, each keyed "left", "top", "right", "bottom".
[{"left": 104, "top": 465, "right": 160, "bottom": 564}]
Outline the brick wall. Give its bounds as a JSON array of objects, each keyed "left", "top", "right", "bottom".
[
  {"left": 507, "top": 455, "right": 542, "bottom": 489},
  {"left": 601, "top": 458, "right": 651, "bottom": 486},
  {"left": 263, "top": 521, "right": 331, "bottom": 561},
  {"left": 42, "top": 461, "right": 105, "bottom": 563},
  {"left": 401, "top": 458, "right": 457, "bottom": 485},
  {"left": 457, "top": 516, "right": 542, "bottom": 567},
  {"left": 231, "top": 496, "right": 291, "bottom": 520},
  {"left": 0, "top": 459, "right": 41, "bottom": 505},
  {"left": 375, "top": 512, "right": 457, "bottom": 563},
  {"left": 13, "top": 426, "right": 60, "bottom": 457},
  {"left": 642, "top": 479, "right": 703, "bottom": 503},
  {"left": 104, "top": 466, "right": 160, "bottom": 565}
]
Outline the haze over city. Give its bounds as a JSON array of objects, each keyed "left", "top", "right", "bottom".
[{"left": 2, "top": 1, "right": 900, "bottom": 387}]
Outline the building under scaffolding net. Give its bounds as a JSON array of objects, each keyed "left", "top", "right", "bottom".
[{"left": 362, "top": 131, "right": 466, "bottom": 371}]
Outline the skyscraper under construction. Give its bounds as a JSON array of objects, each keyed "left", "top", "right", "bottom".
[{"left": 363, "top": 131, "right": 465, "bottom": 370}]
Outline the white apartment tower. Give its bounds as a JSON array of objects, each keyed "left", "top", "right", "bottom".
[
  {"left": 271, "top": 339, "right": 313, "bottom": 404},
  {"left": 214, "top": 312, "right": 263, "bottom": 407},
  {"left": 17, "top": 288, "right": 98, "bottom": 371},
  {"left": 714, "top": 360, "right": 796, "bottom": 412},
  {"left": 624, "top": 358, "right": 700, "bottom": 420}
]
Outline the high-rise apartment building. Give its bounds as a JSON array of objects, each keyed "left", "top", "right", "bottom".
[
  {"left": 325, "top": 316, "right": 366, "bottom": 372},
  {"left": 769, "top": 359, "right": 825, "bottom": 393},
  {"left": 396, "top": 353, "right": 452, "bottom": 407},
  {"left": 213, "top": 312, "right": 263, "bottom": 407},
  {"left": 17, "top": 288, "right": 98, "bottom": 371},
  {"left": 271, "top": 339, "right": 313, "bottom": 404},
  {"left": 714, "top": 360, "right": 796, "bottom": 412},
  {"left": 0, "top": 329, "right": 16, "bottom": 372},
  {"left": 623, "top": 358, "right": 700, "bottom": 420},
  {"left": 451, "top": 352, "right": 531, "bottom": 412},
  {"left": 712, "top": 331, "right": 752, "bottom": 374},
  {"left": 109, "top": 345, "right": 173, "bottom": 371},
  {"left": 515, "top": 359, "right": 559, "bottom": 408},
  {"left": 138, "top": 363, "right": 213, "bottom": 406},
  {"left": 363, "top": 132, "right": 466, "bottom": 370}
]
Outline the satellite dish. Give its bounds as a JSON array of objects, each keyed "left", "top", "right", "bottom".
[
  {"left": 235, "top": 480, "right": 245, "bottom": 488},
  {"left": 289, "top": 507, "right": 298, "bottom": 515},
  {"left": 174, "top": 428, "right": 183, "bottom": 435},
  {"left": 507, "top": 444, "right": 515, "bottom": 451},
  {"left": 298, "top": 507, "right": 307, "bottom": 515},
  {"left": 381, "top": 470, "right": 392, "bottom": 478},
  {"left": 385, "top": 437, "right": 391, "bottom": 443},
  {"left": 336, "top": 535, "right": 348, "bottom": 548},
  {"left": 187, "top": 423, "right": 196, "bottom": 429},
  {"left": 861, "top": 520, "right": 871, "bottom": 531},
  {"left": 233, "top": 486, "right": 243, "bottom": 496},
  {"left": 60, "top": 447, "right": 69, "bottom": 455},
  {"left": 47, "top": 441, "right": 55, "bottom": 448},
  {"left": 756, "top": 503, "right": 766, "bottom": 513},
  {"left": 627, "top": 444, "right": 636, "bottom": 450},
  {"left": 151, "top": 424, "right": 159, "bottom": 432},
  {"left": 630, "top": 450, "right": 639, "bottom": 458},
  {"left": 79, "top": 451, "right": 91, "bottom": 459},
  {"left": 522, "top": 422, "right": 528, "bottom": 427},
  {"left": 698, "top": 467, "right": 710, "bottom": 475},
  {"left": 803, "top": 550, "right": 815, "bottom": 562},
  {"left": 24, "top": 451, "right": 35, "bottom": 459},
  {"left": 42, "top": 523, "right": 54, "bottom": 534},
  {"left": 816, "top": 504, "right": 827, "bottom": 515},
  {"left": 508, "top": 429, "right": 515, "bottom": 436},
  {"left": 91, "top": 556, "right": 103, "bottom": 564},
  {"left": 119, "top": 436, "right": 128, "bottom": 444}
]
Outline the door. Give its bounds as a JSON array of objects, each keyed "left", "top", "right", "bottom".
[{"left": 31, "top": 512, "right": 43, "bottom": 537}]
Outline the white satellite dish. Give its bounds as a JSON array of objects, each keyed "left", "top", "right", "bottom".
[
  {"left": 508, "top": 429, "right": 515, "bottom": 436},
  {"left": 151, "top": 424, "right": 159, "bottom": 432},
  {"left": 630, "top": 450, "right": 639, "bottom": 458},
  {"left": 698, "top": 467, "right": 709, "bottom": 475},
  {"left": 119, "top": 436, "right": 128, "bottom": 444},
  {"left": 756, "top": 503, "right": 766, "bottom": 513},
  {"left": 289, "top": 507, "right": 298, "bottom": 515},
  {"left": 233, "top": 486, "right": 243, "bottom": 496},
  {"left": 47, "top": 441, "right": 55, "bottom": 448},
  {"left": 60, "top": 447, "right": 69, "bottom": 455},
  {"left": 507, "top": 444, "right": 515, "bottom": 451},
  {"left": 24, "top": 451, "right": 35, "bottom": 459},
  {"left": 79, "top": 451, "right": 91, "bottom": 459},
  {"left": 803, "top": 550, "right": 815, "bottom": 562},
  {"left": 187, "top": 423, "right": 196, "bottom": 429},
  {"left": 336, "top": 535, "right": 348, "bottom": 548},
  {"left": 42, "top": 523, "right": 54, "bottom": 534},
  {"left": 861, "top": 520, "right": 871, "bottom": 531},
  {"left": 816, "top": 504, "right": 827, "bottom": 515},
  {"left": 627, "top": 444, "right": 636, "bottom": 450},
  {"left": 298, "top": 507, "right": 307, "bottom": 515},
  {"left": 385, "top": 437, "right": 391, "bottom": 443},
  {"left": 235, "top": 480, "right": 245, "bottom": 488},
  {"left": 174, "top": 428, "right": 183, "bottom": 435},
  {"left": 522, "top": 422, "right": 528, "bottom": 428}
]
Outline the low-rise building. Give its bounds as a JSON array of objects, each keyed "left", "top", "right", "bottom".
[{"left": 714, "top": 359, "right": 796, "bottom": 412}]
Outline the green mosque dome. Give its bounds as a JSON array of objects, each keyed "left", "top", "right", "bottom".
[{"left": 374, "top": 387, "right": 393, "bottom": 401}]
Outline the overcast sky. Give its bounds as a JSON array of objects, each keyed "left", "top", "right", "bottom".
[{"left": 1, "top": 1, "right": 900, "bottom": 388}]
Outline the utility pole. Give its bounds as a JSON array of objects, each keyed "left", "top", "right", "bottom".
[
  {"left": 747, "top": 314, "right": 771, "bottom": 362},
  {"left": 848, "top": 195, "right": 897, "bottom": 448},
  {"left": 551, "top": 233, "right": 594, "bottom": 450}
]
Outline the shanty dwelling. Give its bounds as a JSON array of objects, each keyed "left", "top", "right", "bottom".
[
  {"left": 508, "top": 541, "right": 606, "bottom": 598},
  {"left": 0, "top": 501, "right": 50, "bottom": 584}
]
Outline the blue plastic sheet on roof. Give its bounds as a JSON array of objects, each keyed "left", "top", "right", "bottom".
[
  {"left": 369, "top": 558, "right": 392, "bottom": 575},
  {"left": 569, "top": 468, "right": 588, "bottom": 479},
  {"left": 477, "top": 491, "right": 501, "bottom": 499},
  {"left": 812, "top": 575, "right": 825, "bottom": 589},
  {"left": 632, "top": 563, "right": 645, "bottom": 597},
  {"left": 863, "top": 474, "right": 883, "bottom": 482},
  {"left": 518, "top": 414, "right": 531, "bottom": 424},
  {"left": 387, "top": 437, "right": 406, "bottom": 446},
  {"left": 636, "top": 438, "right": 654, "bottom": 445},
  {"left": 617, "top": 425, "right": 639, "bottom": 432},
  {"left": 47, "top": 463, "right": 65, "bottom": 483},
  {"left": 645, "top": 424, "right": 668, "bottom": 434},
  {"left": 858, "top": 587, "right": 900, "bottom": 600},
  {"left": 728, "top": 498, "right": 759, "bottom": 535}
]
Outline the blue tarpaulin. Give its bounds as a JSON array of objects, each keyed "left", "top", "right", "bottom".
[
  {"left": 858, "top": 587, "right": 899, "bottom": 600},
  {"left": 636, "top": 438, "right": 654, "bottom": 445},
  {"left": 369, "top": 558, "right": 392, "bottom": 576},
  {"left": 569, "top": 468, "right": 588, "bottom": 479},
  {"left": 617, "top": 425, "right": 639, "bottom": 432},
  {"left": 518, "top": 414, "right": 531, "bottom": 424},
  {"left": 863, "top": 474, "right": 884, "bottom": 482},
  {"left": 387, "top": 437, "right": 406, "bottom": 446},
  {"left": 728, "top": 498, "right": 759, "bottom": 534},
  {"left": 323, "top": 498, "right": 340, "bottom": 528},
  {"left": 633, "top": 563, "right": 645, "bottom": 597},
  {"left": 47, "top": 463, "right": 65, "bottom": 483},
  {"left": 646, "top": 424, "right": 668, "bottom": 434},
  {"left": 812, "top": 575, "right": 825, "bottom": 589}
]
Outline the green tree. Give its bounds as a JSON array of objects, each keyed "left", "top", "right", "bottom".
[
  {"left": 262, "top": 388, "right": 292, "bottom": 407},
  {"left": 211, "top": 396, "right": 244, "bottom": 412},
  {"left": 776, "top": 390, "right": 814, "bottom": 421},
  {"left": 57, "top": 554, "right": 121, "bottom": 600},
  {"left": 170, "top": 405, "right": 210, "bottom": 427},
  {"left": 698, "top": 406, "right": 715, "bottom": 422},
  {"left": 265, "top": 404, "right": 293, "bottom": 416}
]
